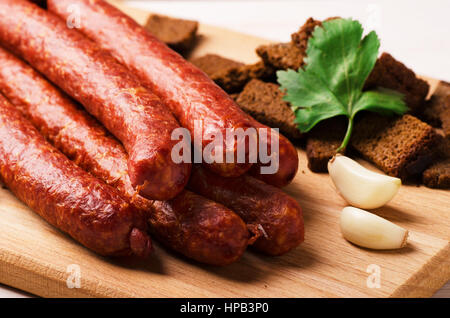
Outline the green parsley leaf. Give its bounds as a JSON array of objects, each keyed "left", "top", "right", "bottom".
[{"left": 277, "top": 18, "right": 408, "bottom": 152}]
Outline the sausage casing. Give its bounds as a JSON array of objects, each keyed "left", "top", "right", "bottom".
[
  {"left": 48, "top": 0, "right": 300, "bottom": 186},
  {"left": 48, "top": 0, "right": 256, "bottom": 178},
  {"left": 0, "top": 47, "right": 249, "bottom": 265},
  {"left": 249, "top": 119, "right": 299, "bottom": 187},
  {"left": 151, "top": 191, "right": 249, "bottom": 265},
  {"left": 0, "top": 93, "right": 151, "bottom": 257},
  {"left": 188, "top": 165, "right": 304, "bottom": 255},
  {"left": 0, "top": 0, "right": 190, "bottom": 200},
  {"left": 0, "top": 47, "right": 150, "bottom": 211}
]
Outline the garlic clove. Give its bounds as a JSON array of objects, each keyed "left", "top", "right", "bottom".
[
  {"left": 328, "top": 154, "right": 401, "bottom": 209},
  {"left": 340, "top": 206, "right": 408, "bottom": 250}
]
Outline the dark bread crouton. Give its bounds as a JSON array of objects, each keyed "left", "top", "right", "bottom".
[
  {"left": 422, "top": 131, "right": 450, "bottom": 189},
  {"left": 229, "top": 93, "right": 239, "bottom": 102},
  {"left": 145, "top": 14, "right": 198, "bottom": 53},
  {"left": 420, "top": 81, "right": 450, "bottom": 127},
  {"left": 191, "top": 54, "right": 244, "bottom": 77},
  {"left": 235, "top": 79, "right": 302, "bottom": 140},
  {"left": 291, "top": 18, "right": 323, "bottom": 52},
  {"left": 439, "top": 137, "right": 450, "bottom": 158},
  {"left": 422, "top": 159, "right": 450, "bottom": 188},
  {"left": 351, "top": 114, "right": 437, "bottom": 180},
  {"left": 365, "top": 53, "right": 429, "bottom": 112},
  {"left": 434, "top": 133, "right": 450, "bottom": 159},
  {"left": 191, "top": 54, "right": 274, "bottom": 93},
  {"left": 214, "top": 61, "right": 275, "bottom": 93},
  {"left": 291, "top": 17, "right": 339, "bottom": 51},
  {"left": 256, "top": 42, "right": 304, "bottom": 71},
  {"left": 258, "top": 17, "right": 339, "bottom": 71},
  {"left": 305, "top": 118, "right": 347, "bottom": 172},
  {"left": 425, "top": 81, "right": 450, "bottom": 139},
  {"left": 441, "top": 105, "right": 450, "bottom": 139},
  {"left": 245, "top": 61, "right": 276, "bottom": 82}
]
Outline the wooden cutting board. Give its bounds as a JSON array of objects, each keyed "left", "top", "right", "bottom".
[{"left": 0, "top": 1, "right": 449, "bottom": 298}]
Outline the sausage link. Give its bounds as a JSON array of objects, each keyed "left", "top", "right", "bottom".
[
  {"left": 48, "top": 0, "right": 256, "bottom": 178},
  {"left": 188, "top": 165, "right": 304, "bottom": 255},
  {"left": 0, "top": 47, "right": 249, "bottom": 265},
  {"left": 0, "top": 93, "right": 151, "bottom": 257},
  {"left": 249, "top": 119, "right": 299, "bottom": 187},
  {"left": 0, "top": 0, "right": 190, "bottom": 200},
  {"left": 0, "top": 47, "right": 149, "bottom": 211},
  {"left": 151, "top": 191, "right": 249, "bottom": 265}
]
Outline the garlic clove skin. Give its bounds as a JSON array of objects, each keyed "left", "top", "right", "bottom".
[
  {"left": 328, "top": 154, "right": 401, "bottom": 209},
  {"left": 340, "top": 207, "right": 408, "bottom": 250}
]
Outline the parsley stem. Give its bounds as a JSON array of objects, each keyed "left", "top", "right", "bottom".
[{"left": 337, "top": 116, "right": 354, "bottom": 153}]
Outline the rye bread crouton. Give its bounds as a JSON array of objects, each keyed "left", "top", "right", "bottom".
[
  {"left": 365, "top": 53, "right": 429, "bottom": 112},
  {"left": 422, "top": 159, "right": 450, "bottom": 188},
  {"left": 435, "top": 132, "right": 450, "bottom": 157},
  {"left": 145, "top": 14, "right": 198, "bottom": 53},
  {"left": 441, "top": 106, "right": 450, "bottom": 139},
  {"left": 422, "top": 131, "right": 450, "bottom": 189},
  {"left": 257, "top": 17, "right": 338, "bottom": 71},
  {"left": 420, "top": 81, "right": 450, "bottom": 141},
  {"left": 350, "top": 114, "right": 437, "bottom": 180},
  {"left": 291, "top": 17, "right": 339, "bottom": 51},
  {"left": 192, "top": 54, "right": 243, "bottom": 74},
  {"left": 256, "top": 42, "right": 304, "bottom": 71},
  {"left": 434, "top": 132, "right": 450, "bottom": 159},
  {"left": 235, "top": 79, "right": 302, "bottom": 140},
  {"left": 191, "top": 54, "right": 244, "bottom": 77},
  {"left": 305, "top": 118, "right": 347, "bottom": 172},
  {"left": 191, "top": 54, "right": 275, "bottom": 93},
  {"left": 291, "top": 18, "right": 323, "bottom": 52},
  {"left": 214, "top": 61, "right": 275, "bottom": 93},
  {"left": 229, "top": 93, "right": 239, "bottom": 102},
  {"left": 420, "top": 81, "right": 450, "bottom": 127}
]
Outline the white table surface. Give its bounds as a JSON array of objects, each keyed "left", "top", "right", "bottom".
[{"left": 1, "top": 0, "right": 448, "bottom": 298}]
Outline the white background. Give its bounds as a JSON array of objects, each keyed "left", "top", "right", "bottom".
[{"left": 1, "top": 0, "right": 448, "bottom": 298}]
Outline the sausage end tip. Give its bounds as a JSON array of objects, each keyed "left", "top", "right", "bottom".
[{"left": 129, "top": 228, "right": 152, "bottom": 258}]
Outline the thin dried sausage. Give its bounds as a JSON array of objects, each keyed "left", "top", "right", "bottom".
[
  {"left": 188, "top": 165, "right": 304, "bottom": 255},
  {"left": 0, "top": 93, "right": 151, "bottom": 257},
  {"left": 0, "top": 47, "right": 249, "bottom": 265},
  {"left": 0, "top": 0, "right": 190, "bottom": 200},
  {"left": 151, "top": 191, "right": 250, "bottom": 265},
  {"left": 48, "top": 0, "right": 256, "bottom": 178},
  {"left": 48, "top": 0, "right": 299, "bottom": 187},
  {"left": 249, "top": 119, "right": 299, "bottom": 187}
]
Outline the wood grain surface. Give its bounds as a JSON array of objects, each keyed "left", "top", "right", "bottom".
[{"left": 0, "top": 1, "right": 448, "bottom": 298}]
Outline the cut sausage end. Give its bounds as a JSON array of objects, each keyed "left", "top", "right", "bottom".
[
  {"left": 129, "top": 156, "right": 191, "bottom": 201},
  {"left": 252, "top": 201, "right": 304, "bottom": 256},
  {"left": 129, "top": 228, "right": 153, "bottom": 258}
]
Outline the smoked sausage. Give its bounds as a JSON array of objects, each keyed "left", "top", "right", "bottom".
[
  {"left": 0, "top": 0, "right": 190, "bottom": 200},
  {"left": 249, "top": 119, "right": 299, "bottom": 187},
  {"left": 151, "top": 191, "right": 250, "bottom": 265},
  {"left": 0, "top": 47, "right": 249, "bottom": 265},
  {"left": 188, "top": 165, "right": 304, "bottom": 255},
  {"left": 48, "top": 0, "right": 257, "bottom": 178},
  {"left": 0, "top": 92, "right": 152, "bottom": 257},
  {"left": 0, "top": 47, "right": 151, "bottom": 213},
  {"left": 48, "top": 0, "right": 299, "bottom": 187}
]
